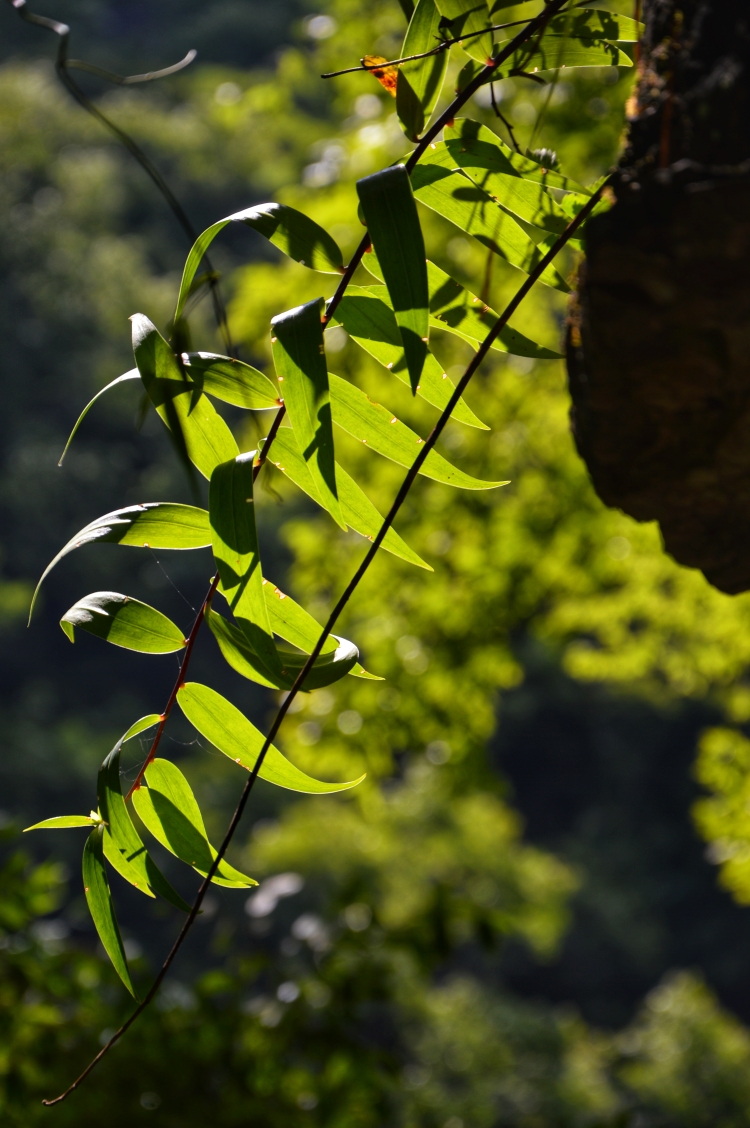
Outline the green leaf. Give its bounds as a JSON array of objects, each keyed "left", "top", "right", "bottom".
[
  {"left": 30, "top": 503, "right": 211, "bottom": 622},
  {"left": 25, "top": 816, "right": 97, "bottom": 831},
  {"left": 206, "top": 608, "right": 360, "bottom": 691},
  {"left": 329, "top": 374, "right": 506, "bottom": 491},
  {"left": 122, "top": 714, "right": 162, "bottom": 741},
  {"left": 435, "top": 0, "right": 494, "bottom": 63},
  {"left": 132, "top": 759, "right": 257, "bottom": 889},
  {"left": 260, "top": 578, "right": 380, "bottom": 680},
  {"left": 174, "top": 205, "right": 344, "bottom": 322},
  {"left": 547, "top": 7, "right": 642, "bottom": 42},
  {"left": 357, "top": 165, "right": 428, "bottom": 392},
  {"left": 183, "top": 353, "right": 281, "bottom": 411},
  {"left": 60, "top": 592, "right": 186, "bottom": 653},
  {"left": 178, "top": 682, "right": 365, "bottom": 793},
  {"left": 264, "top": 427, "right": 431, "bottom": 569},
  {"left": 424, "top": 260, "right": 562, "bottom": 357},
  {"left": 132, "top": 314, "right": 239, "bottom": 480},
  {"left": 329, "top": 286, "right": 487, "bottom": 428},
  {"left": 205, "top": 608, "right": 278, "bottom": 689},
  {"left": 98, "top": 737, "right": 191, "bottom": 912},
  {"left": 445, "top": 118, "right": 590, "bottom": 195},
  {"left": 59, "top": 370, "right": 140, "bottom": 466},
  {"left": 83, "top": 826, "right": 136, "bottom": 996},
  {"left": 440, "top": 143, "right": 570, "bottom": 235},
  {"left": 502, "top": 35, "right": 633, "bottom": 73},
  {"left": 271, "top": 298, "right": 345, "bottom": 529},
  {"left": 209, "top": 453, "right": 280, "bottom": 674},
  {"left": 396, "top": 0, "right": 449, "bottom": 140},
  {"left": 410, "top": 159, "right": 569, "bottom": 291}
]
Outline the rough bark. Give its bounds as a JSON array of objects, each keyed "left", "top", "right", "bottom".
[{"left": 567, "top": 0, "right": 750, "bottom": 593}]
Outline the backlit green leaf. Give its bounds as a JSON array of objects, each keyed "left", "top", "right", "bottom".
[
  {"left": 501, "top": 35, "right": 633, "bottom": 72},
  {"left": 183, "top": 352, "right": 281, "bottom": 410},
  {"left": 436, "top": 0, "right": 494, "bottom": 63},
  {"left": 178, "top": 682, "right": 365, "bottom": 793},
  {"left": 410, "top": 160, "right": 569, "bottom": 291},
  {"left": 174, "top": 205, "right": 344, "bottom": 322},
  {"left": 357, "top": 165, "right": 428, "bottom": 392},
  {"left": 396, "top": 0, "right": 449, "bottom": 140},
  {"left": 132, "top": 314, "right": 239, "bottom": 480},
  {"left": 329, "top": 374, "right": 506, "bottom": 491},
  {"left": 25, "top": 815, "right": 97, "bottom": 831},
  {"left": 59, "top": 370, "right": 140, "bottom": 466},
  {"left": 122, "top": 714, "right": 162, "bottom": 742},
  {"left": 60, "top": 592, "right": 186, "bottom": 654},
  {"left": 424, "top": 260, "right": 563, "bottom": 357},
  {"left": 547, "top": 7, "right": 642, "bottom": 42},
  {"left": 262, "top": 578, "right": 380, "bottom": 680},
  {"left": 98, "top": 737, "right": 191, "bottom": 912},
  {"left": 83, "top": 825, "right": 136, "bottom": 996},
  {"left": 132, "top": 759, "right": 257, "bottom": 888},
  {"left": 30, "top": 503, "right": 211, "bottom": 622},
  {"left": 445, "top": 118, "right": 590, "bottom": 195},
  {"left": 265, "top": 426, "right": 431, "bottom": 571},
  {"left": 206, "top": 608, "right": 360, "bottom": 691},
  {"left": 271, "top": 298, "right": 345, "bottom": 529},
  {"left": 329, "top": 286, "right": 487, "bottom": 428},
  {"left": 209, "top": 453, "right": 280, "bottom": 674}
]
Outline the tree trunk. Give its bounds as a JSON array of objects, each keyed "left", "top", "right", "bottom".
[{"left": 566, "top": 0, "right": 750, "bottom": 593}]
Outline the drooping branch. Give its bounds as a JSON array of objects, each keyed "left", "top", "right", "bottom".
[{"left": 3, "top": 0, "right": 233, "bottom": 355}]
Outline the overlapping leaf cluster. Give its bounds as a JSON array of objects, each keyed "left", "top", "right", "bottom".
[{"left": 25, "top": 0, "right": 638, "bottom": 1004}]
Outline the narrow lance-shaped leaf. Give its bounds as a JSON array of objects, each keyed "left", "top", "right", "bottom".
[
  {"left": 436, "top": 140, "right": 571, "bottom": 235},
  {"left": 547, "top": 7, "right": 642, "bottom": 42},
  {"left": 25, "top": 815, "right": 98, "bottom": 831},
  {"left": 264, "top": 426, "right": 431, "bottom": 571},
  {"left": 98, "top": 737, "right": 191, "bottom": 912},
  {"left": 328, "top": 287, "right": 488, "bottom": 428},
  {"left": 209, "top": 452, "right": 280, "bottom": 674},
  {"left": 30, "top": 502, "right": 211, "bottom": 622},
  {"left": 271, "top": 298, "right": 345, "bottom": 529},
  {"left": 122, "top": 714, "right": 162, "bottom": 741},
  {"left": 83, "top": 825, "right": 136, "bottom": 996},
  {"left": 182, "top": 353, "right": 281, "bottom": 411},
  {"left": 174, "top": 205, "right": 344, "bottom": 322},
  {"left": 357, "top": 165, "right": 428, "bottom": 392},
  {"left": 410, "top": 161, "right": 569, "bottom": 292},
  {"left": 59, "top": 370, "right": 140, "bottom": 466},
  {"left": 60, "top": 592, "right": 186, "bottom": 654},
  {"left": 500, "top": 35, "right": 633, "bottom": 72},
  {"left": 445, "top": 118, "right": 590, "bottom": 195},
  {"left": 361, "top": 249, "right": 561, "bottom": 359},
  {"left": 132, "top": 314, "right": 239, "bottom": 480},
  {"left": 178, "top": 683, "right": 365, "bottom": 793},
  {"left": 262, "top": 578, "right": 382, "bottom": 681},
  {"left": 396, "top": 0, "right": 450, "bottom": 141},
  {"left": 132, "top": 759, "right": 257, "bottom": 888},
  {"left": 206, "top": 610, "right": 361, "bottom": 692},
  {"left": 329, "top": 374, "right": 507, "bottom": 491},
  {"left": 435, "top": 0, "right": 494, "bottom": 63}
]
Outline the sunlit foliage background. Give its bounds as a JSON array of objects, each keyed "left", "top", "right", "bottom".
[{"left": 4, "top": 0, "right": 750, "bottom": 1123}]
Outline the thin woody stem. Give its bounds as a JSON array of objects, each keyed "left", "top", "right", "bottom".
[
  {"left": 4, "top": 0, "right": 234, "bottom": 356},
  {"left": 320, "top": 18, "right": 532, "bottom": 77},
  {"left": 45, "top": 173, "right": 606, "bottom": 1108},
  {"left": 43, "top": 1, "right": 577, "bottom": 1102},
  {"left": 124, "top": 403, "right": 288, "bottom": 801}
]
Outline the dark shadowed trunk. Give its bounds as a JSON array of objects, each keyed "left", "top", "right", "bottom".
[{"left": 567, "top": 0, "right": 750, "bottom": 593}]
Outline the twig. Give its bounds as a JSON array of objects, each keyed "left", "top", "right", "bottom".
[
  {"left": 320, "top": 18, "right": 532, "bottom": 78},
  {"left": 490, "top": 82, "right": 522, "bottom": 152},
  {"left": 45, "top": 173, "right": 603, "bottom": 1109},
  {"left": 3, "top": 0, "right": 233, "bottom": 356},
  {"left": 124, "top": 403, "right": 288, "bottom": 802},
  {"left": 43, "top": 0, "right": 574, "bottom": 1101}
]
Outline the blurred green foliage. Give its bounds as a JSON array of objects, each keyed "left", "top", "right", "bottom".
[{"left": 4, "top": 0, "right": 750, "bottom": 1121}]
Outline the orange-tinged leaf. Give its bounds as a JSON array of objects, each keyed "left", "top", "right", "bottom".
[{"left": 363, "top": 55, "right": 398, "bottom": 96}]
